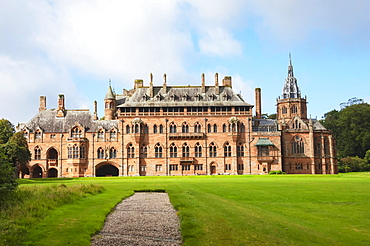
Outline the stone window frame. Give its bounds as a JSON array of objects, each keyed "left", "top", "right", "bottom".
[
  {"left": 182, "top": 142, "right": 190, "bottom": 157},
  {"left": 194, "top": 142, "right": 202, "bottom": 157},
  {"left": 127, "top": 143, "right": 135, "bottom": 158},
  {"left": 155, "top": 143, "right": 163, "bottom": 158},
  {"left": 169, "top": 143, "right": 177, "bottom": 158},
  {"left": 34, "top": 146, "right": 41, "bottom": 160},
  {"left": 224, "top": 142, "right": 231, "bottom": 157},
  {"left": 209, "top": 142, "right": 217, "bottom": 157}
]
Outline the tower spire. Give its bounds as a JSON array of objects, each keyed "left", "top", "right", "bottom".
[{"left": 282, "top": 54, "right": 300, "bottom": 99}]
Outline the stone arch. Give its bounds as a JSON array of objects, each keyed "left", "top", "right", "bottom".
[
  {"left": 47, "top": 168, "right": 58, "bottom": 178},
  {"left": 47, "top": 147, "right": 58, "bottom": 160},
  {"left": 31, "top": 164, "right": 43, "bottom": 178},
  {"left": 19, "top": 165, "right": 30, "bottom": 179},
  {"left": 210, "top": 162, "right": 218, "bottom": 175},
  {"left": 95, "top": 162, "right": 119, "bottom": 177}
]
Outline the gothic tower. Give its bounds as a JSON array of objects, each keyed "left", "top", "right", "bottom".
[
  {"left": 104, "top": 81, "right": 116, "bottom": 120},
  {"left": 276, "top": 54, "right": 307, "bottom": 122}
]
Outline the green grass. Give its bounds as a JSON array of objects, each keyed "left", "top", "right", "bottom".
[{"left": 2, "top": 173, "right": 370, "bottom": 246}]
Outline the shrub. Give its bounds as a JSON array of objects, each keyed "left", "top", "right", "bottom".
[
  {"left": 0, "top": 153, "right": 18, "bottom": 203},
  {"left": 268, "top": 170, "right": 286, "bottom": 175}
]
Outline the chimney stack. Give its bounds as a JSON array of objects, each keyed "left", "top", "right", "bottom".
[
  {"left": 215, "top": 73, "right": 219, "bottom": 95},
  {"left": 201, "top": 73, "right": 206, "bottom": 93},
  {"left": 93, "top": 100, "right": 98, "bottom": 120},
  {"left": 39, "top": 96, "right": 46, "bottom": 112},
  {"left": 255, "top": 88, "right": 262, "bottom": 119},
  {"left": 56, "top": 94, "right": 65, "bottom": 117}
]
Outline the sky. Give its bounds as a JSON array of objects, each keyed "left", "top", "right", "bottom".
[{"left": 1, "top": 0, "right": 370, "bottom": 125}]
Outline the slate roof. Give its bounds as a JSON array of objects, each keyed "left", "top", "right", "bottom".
[
  {"left": 21, "top": 109, "right": 118, "bottom": 133},
  {"left": 116, "top": 86, "right": 252, "bottom": 108}
]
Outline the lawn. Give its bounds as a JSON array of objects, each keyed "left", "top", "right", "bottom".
[{"left": 2, "top": 173, "right": 370, "bottom": 246}]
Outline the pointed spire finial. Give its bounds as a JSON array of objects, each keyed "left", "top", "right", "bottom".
[{"left": 109, "top": 78, "right": 112, "bottom": 87}]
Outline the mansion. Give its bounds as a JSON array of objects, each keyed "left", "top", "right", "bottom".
[{"left": 18, "top": 57, "right": 338, "bottom": 178}]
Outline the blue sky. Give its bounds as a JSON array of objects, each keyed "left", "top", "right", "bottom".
[{"left": 1, "top": 0, "right": 369, "bottom": 124}]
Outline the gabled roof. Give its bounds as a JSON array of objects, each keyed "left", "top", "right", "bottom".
[
  {"left": 255, "top": 138, "right": 274, "bottom": 146},
  {"left": 21, "top": 109, "right": 118, "bottom": 133}
]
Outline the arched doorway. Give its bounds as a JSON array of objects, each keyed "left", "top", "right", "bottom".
[
  {"left": 19, "top": 165, "right": 30, "bottom": 178},
  {"left": 47, "top": 147, "right": 58, "bottom": 167},
  {"left": 48, "top": 168, "right": 58, "bottom": 178},
  {"left": 210, "top": 163, "right": 217, "bottom": 175},
  {"left": 96, "top": 164, "right": 119, "bottom": 177},
  {"left": 32, "top": 165, "right": 43, "bottom": 178}
]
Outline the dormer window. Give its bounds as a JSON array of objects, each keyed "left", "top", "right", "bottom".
[
  {"left": 182, "top": 94, "right": 188, "bottom": 101},
  {"left": 35, "top": 130, "right": 42, "bottom": 139},
  {"left": 97, "top": 129, "right": 104, "bottom": 139},
  {"left": 170, "top": 94, "right": 175, "bottom": 101},
  {"left": 155, "top": 94, "right": 161, "bottom": 101},
  {"left": 222, "top": 93, "right": 228, "bottom": 101},
  {"left": 195, "top": 94, "right": 201, "bottom": 101},
  {"left": 208, "top": 94, "right": 214, "bottom": 101},
  {"left": 71, "top": 127, "right": 82, "bottom": 138},
  {"left": 110, "top": 129, "right": 116, "bottom": 139}
]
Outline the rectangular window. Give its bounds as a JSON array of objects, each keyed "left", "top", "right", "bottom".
[
  {"left": 129, "top": 165, "right": 134, "bottom": 172},
  {"left": 50, "top": 134, "right": 56, "bottom": 139},
  {"left": 141, "top": 165, "right": 146, "bottom": 172},
  {"left": 238, "top": 164, "right": 244, "bottom": 170},
  {"left": 295, "top": 163, "right": 302, "bottom": 170},
  {"left": 182, "top": 164, "right": 191, "bottom": 171},
  {"left": 170, "top": 164, "right": 178, "bottom": 171},
  {"left": 156, "top": 165, "right": 162, "bottom": 172},
  {"left": 225, "top": 164, "right": 231, "bottom": 171},
  {"left": 194, "top": 164, "right": 203, "bottom": 170},
  {"left": 257, "top": 146, "right": 269, "bottom": 156}
]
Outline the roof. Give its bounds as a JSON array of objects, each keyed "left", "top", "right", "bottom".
[
  {"left": 255, "top": 138, "right": 274, "bottom": 146},
  {"left": 21, "top": 109, "right": 118, "bottom": 133},
  {"left": 116, "top": 86, "right": 252, "bottom": 108},
  {"left": 105, "top": 86, "right": 115, "bottom": 99}
]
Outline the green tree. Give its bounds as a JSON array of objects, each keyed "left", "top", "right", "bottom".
[
  {"left": 6, "top": 132, "right": 31, "bottom": 169},
  {"left": 321, "top": 103, "right": 370, "bottom": 158},
  {"left": 0, "top": 118, "right": 15, "bottom": 144},
  {"left": 0, "top": 149, "right": 18, "bottom": 201}
]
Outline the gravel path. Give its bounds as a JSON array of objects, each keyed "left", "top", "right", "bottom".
[{"left": 91, "top": 192, "right": 182, "bottom": 246}]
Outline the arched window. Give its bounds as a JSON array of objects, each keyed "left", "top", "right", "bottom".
[
  {"left": 97, "top": 129, "right": 104, "bottom": 139},
  {"left": 209, "top": 143, "right": 217, "bottom": 157},
  {"left": 23, "top": 131, "right": 28, "bottom": 139},
  {"left": 213, "top": 124, "right": 218, "bottom": 133},
  {"left": 73, "top": 144, "right": 79, "bottom": 159},
  {"left": 153, "top": 125, "right": 158, "bottom": 134},
  {"left": 71, "top": 127, "right": 81, "bottom": 138},
  {"left": 127, "top": 143, "right": 135, "bottom": 158},
  {"left": 144, "top": 124, "right": 148, "bottom": 134},
  {"left": 97, "top": 147, "right": 104, "bottom": 159},
  {"left": 155, "top": 143, "right": 163, "bottom": 158},
  {"left": 159, "top": 124, "right": 164, "bottom": 133},
  {"left": 182, "top": 143, "right": 190, "bottom": 157},
  {"left": 110, "top": 129, "right": 116, "bottom": 139},
  {"left": 223, "top": 124, "right": 227, "bottom": 133},
  {"left": 292, "top": 136, "right": 304, "bottom": 154},
  {"left": 237, "top": 143, "right": 244, "bottom": 157},
  {"left": 182, "top": 123, "right": 189, "bottom": 133},
  {"left": 282, "top": 106, "right": 287, "bottom": 114},
  {"left": 34, "top": 146, "right": 41, "bottom": 160},
  {"left": 126, "top": 125, "right": 130, "bottom": 134},
  {"left": 231, "top": 123, "right": 237, "bottom": 132},
  {"left": 80, "top": 145, "right": 85, "bottom": 159},
  {"left": 134, "top": 124, "right": 139, "bottom": 133},
  {"left": 291, "top": 105, "right": 298, "bottom": 114},
  {"left": 110, "top": 147, "right": 117, "bottom": 159},
  {"left": 140, "top": 144, "right": 148, "bottom": 158},
  {"left": 170, "top": 143, "right": 177, "bottom": 158},
  {"left": 170, "top": 123, "right": 177, "bottom": 133},
  {"left": 35, "top": 130, "right": 42, "bottom": 139},
  {"left": 195, "top": 143, "right": 202, "bottom": 157},
  {"left": 224, "top": 142, "right": 231, "bottom": 157},
  {"left": 194, "top": 122, "right": 201, "bottom": 133},
  {"left": 207, "top": 124, "right": 212, "bottom": 133}
]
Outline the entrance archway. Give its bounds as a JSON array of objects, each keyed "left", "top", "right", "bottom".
[
  {"left": 48, "top": 168, "right": 58, "bottom": 178},
  {"left": 32, "top": 165, "right": 43, "bottom": 178},
  {"left": 19, "top": 165, "right": 30, "bottom": 178},
  {"left": 96, "top": 164, "right": 119, "bottom": 177},
  {"left": 47, "top": 148, "right": 58, "bottom": 159},
  {"left": 210, "top": 163, "right": 217, "bottom": 175}
]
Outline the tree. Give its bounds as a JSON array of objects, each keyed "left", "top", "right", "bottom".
[
  {"left": 0, "top": 149, "right": 18, "bottom": 201},
  {"left": 0, "top": 118, "right": 15, "bottom": 144},
  {"left": 321, "top": 103, "right": 370, "bottom": 158},
  {"left": 6, "top": 132, "right": 31, "bottom": 169}
]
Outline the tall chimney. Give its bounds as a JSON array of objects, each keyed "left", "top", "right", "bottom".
[
  {"left": 93, "top": 100, "right": 98, "bottom": 120},
  {"left": 163, "top": 73, "right": 167, "bottom": 93},
  {"left": 39, "top": 96, "right": 46, "bottom": 112},
  {"left": 255, "top": 88, "right": 262, "bottom": 119},
  {"left": 56, "top": 94, "right": 65, "bottom": 117},
  {"left": 149, "top": 73, "right": 154, "bottom": 97},
  {"left": 215, "top": 73, "right": 219, "bottom": 95},
  {"left": 201, "top": 73, "right": 206, "bottom": 93}
]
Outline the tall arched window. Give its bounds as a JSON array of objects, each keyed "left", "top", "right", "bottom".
[
  {"left": 110, "top": 147, "right": 117, "bottom": 159},
  {"left": 213, "top": 124, "right": 218, "bottom": 133},
  {"left": 134, "top": 124, "right": 139, "bottom": 133},
  {"left": 155, "top": 143, "right": 163, "bottom": 158},
  {"left": 209, "top": 143, "right": 217, "bottom": 157},
  {"left": 291, "top": 105, "right": 298, "bottom": 114},
  {"left": 207, "top": 124, "right": 212, "bottom": 133},
  {"left": 126, "top": 125, "right": 130, "bottom": 134},
  {"left": 71, "top": 127, "right": 82, "bottom": 138},
  {"left": 194, "top": 122, "right": 201, "bottom": 133},
  {"left": 222, "top": 124, "right": 227, "bottom": 133},
  {"left": 224, "top": 142, "right": 231, "bottom": 157},
  {"left": 127, "top": 143, "right": 135, "bottom": 158},
  {"left": 195, "top": 143, "right": 202, "bottom": 157},
  {"left": 182, "top": 123, "right": 189, "bottom": 133},
  {"left": 97, "top": 147, "right": 104, "bottom": 159},
  {"left": 140, "top": 144, "right": 148, "bottom": 158},
  {"left": 73, "top": 144, "right": 79, "bottom": 159},
  {"left": 182, "top": 143, "right": 190, "bottom": 157},
  {"left": 292, "top": 136, "right": 304, "bottom": 154},
  {"left": 240, "top": 123, "right": 245, "bottom": 133},
  {"left": 159, "top": 124, "right": 164, "bottom": 133},
  {"left": 170, "top": 123, "right": 177, "bottom": 133},
  {"left": 170, "top": 143, "right": 177, "bottom": 158},
  {"left": 34, "top": 146, "right": 41, "bottom": 160},
  {"left": 237, "top": 143, "right": 244, "bottom": 157},
  {"left": 282, "top": 106, "right": 287, "bottom": 114},
  {"left": 153, "top": 125, "right": 158, "bottom": 134}
]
